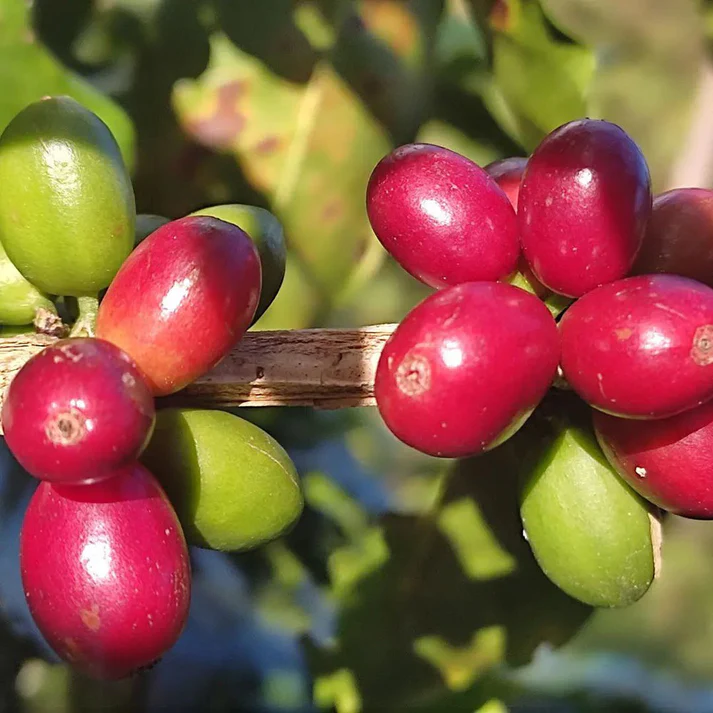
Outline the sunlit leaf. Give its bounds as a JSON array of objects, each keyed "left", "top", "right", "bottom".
[
  {"left": 0, "top": 0, "right": 135, "bottom": 168},
  {"left": 306, "top": 422, "right": 593, "bottom": 709},
  {"left": 483, "top": 0, "right": 596, "bottom": 150}
]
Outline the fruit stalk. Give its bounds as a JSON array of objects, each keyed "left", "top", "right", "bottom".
[{"left": 0, "top": 325, "right": 399, "bottom": 422}]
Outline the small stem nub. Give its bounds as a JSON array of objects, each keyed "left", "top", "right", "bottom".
[
  {"left": 34, "top": 306, "right": 68, "bottom": 338},
  {"left": 69, "top": 295, "right": 100, "bottom": 338}
]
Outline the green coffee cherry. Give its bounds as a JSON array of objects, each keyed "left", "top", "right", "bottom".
[
  {"left": 190, "top": 204, "right": 286, "bottom": 321},
  {"left": 519, "top": 416, "right": 659, "bottom": 608},
  {"left": 0, "top": 241, "right": 55, "bottom": 325},
  {"left": 135, "top": 214, "right": 170, "bottom": 246},
  {"left": 0, "top": 96, "right": 135, "bottom": 296},
  {"left": 141, "top": 408, "right": 304, "bottom": 551}
]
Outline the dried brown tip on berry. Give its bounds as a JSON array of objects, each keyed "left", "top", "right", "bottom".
[{"left": 33, "top": 307, "right": 68, "bottom": 337}]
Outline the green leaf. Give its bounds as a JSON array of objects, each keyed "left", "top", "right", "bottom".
[
  {"left": 482, "top": 0, "right": 596, "bottom": 151},
  {"left": 173, "top": 29, "right": 389, "bottom": 308},
  {"left": 329, "top": 0, "right": 444, "bottom": 144},
  {"left": 306, "top": 423, "right": 593, "bottom": 710},
  {"left": 173, "top": 3, "right": 442, "bottom": 315},
  {"left": 539, "top": 0, "right": 702, "bottom": 189},
  {"left": 0, "top": 0, "right": 135, "bottom": 170}
]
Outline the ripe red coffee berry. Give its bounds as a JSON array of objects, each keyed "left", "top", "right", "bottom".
[
  {"left": 632, "top": 188, "right": 713, "bottom": 288},
  {"left": 594, "top": 402, "right": 713, "bottom": 519},
  {"left": 20, "top": 462, "right": 191, "bottom": 680},
  {"left": 560, "top": 274, "right": 713, "bottom": 419},
  {"left": 375, "top": 282, "right": 560, "bottom": 457},
  {"left": 484, "top": 156, "right": 527, "bottom": 211},
  {"left": 2, "top": 338, "right": 154, "bottom": 484},
  {"left": 519, "top": 119, "right": 651, "bottom": 298},
  {"left": 96, "top": 216, "right": 261, "bottom": 396},
  {"left": 366, "top": 143, "right": 519, "bottom": 289}
]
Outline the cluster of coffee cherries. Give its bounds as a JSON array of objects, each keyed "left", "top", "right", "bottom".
[
  {"left": 368, "top": 119, "right": 713, "bottom": 523},
  {"left": 0, "top": 97, "right": 302, "bottom": 679}
]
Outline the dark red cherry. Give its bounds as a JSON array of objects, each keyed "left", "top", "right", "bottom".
[
  {"left": 595, "top": 402, "right": 713, "bottom": 519},
  {"left": 484, "top": 156, "right": 527, "bottom": 210},
  {"left": 633, "top": 188, "right": 713, "bottom": 288},
  {"left": 2, "top": 338, "right": 155, "bottom": 484},
  {"left": 519, "top": 119, "right": 652, "bottom": 297},
  {"left": 374, "top": 281, "right": 560, "bottom": 457}
]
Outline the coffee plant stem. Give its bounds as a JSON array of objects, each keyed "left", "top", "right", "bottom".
[
  {"left": 0, "top": 324, "right": 399, "bottom": 425},
  {"left": 69, "top": 295, "right": 100, "bottom": 338}
]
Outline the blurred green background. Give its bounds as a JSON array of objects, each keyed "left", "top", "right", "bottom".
[{"left": 1, "top": 0, "right": 713, "bottom": 711}]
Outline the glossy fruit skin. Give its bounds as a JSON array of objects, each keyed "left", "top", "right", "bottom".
[
  {"left": 96, "top": 216, "right": 261, "bottom": 396},
  {"left": 20, "top": 462, "right": 191, "bottom": 680},
  {"left": 560, "top": 275, "right": 713, "bottom": 419},
  {"left": 0, "top": 241, "right": 55, "bottom": 325},
  {"left": 594, "top": 401, "right": 713, "bottom": 519},
  {"left": 366, "top": 143, "right": 519, "bottom": 289},
  {"left": 141, "top": 409, "right": 303, "bottom": 551},
  {"left": 375, "top": 282, "right": 560, "bottom": 457},
  {"left": 190, "top": 204, "right": 286, "bottom": 322},
  {"left": 0, "top": 96, "right": 135, "bottom": 296},
  {"left": 484, "top": 156, "right": 527, "bottom": 210},
  {"left": 519, "top": 119, "right": 651, "bottom": 298},
  {"left": 2, "top": 338, "right": 155, "bottom": 484},
  {"left": 520, "top": 419, "right": 655, "bottom": 608},
  {"left": 632, "top": 188, "right": 713, "bottom": 288}
]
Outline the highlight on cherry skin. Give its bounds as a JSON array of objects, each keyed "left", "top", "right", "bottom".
[
  {"left": 594, "top": 400, "right": 713, "bottom": 520},
  {"left": 518, "top": 118, "right": 652, "bottom": 298},
  {"left": 20, "top": 462, "right": 191, "bottom": 680},
  {"left": 2, "top": 338, "right": 155, "bottom": 484},
  {"left": 559, "top": 274, "right": 713, "bottom": 419},
  {"left": 366, "top": 143, "right": 520, "bottom": 289},
  {"left": 374, "top": 281, "right": 560, "bottom": 458}
]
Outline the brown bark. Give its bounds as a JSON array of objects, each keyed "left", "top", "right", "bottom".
[{"left": 0, "top": 326, "right": 398, "bottom": 433}]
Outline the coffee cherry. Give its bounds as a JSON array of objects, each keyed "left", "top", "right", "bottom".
[
  {"left": 375, "top": 282, "right": 560, "bottom": 457},
  {"left": 484, "top": 156, "right": 527, "bottom": 210},
  {"left": 0, "top": 240, "right": 55, "bottom": 326},
  {"left": 141, "top": 408, "right": 303, "bottom": 551},
  {"left": 520, "top": 418, "right": 657, "bottom": 608},
  {"left": 594, "top": 402, "right": 713, "bottom": 519},
  {"left": 20, "top": 462, "right": 191, "bottom": 680},
  {"left": 189, "top": 204, "right": 286, "bottom": 323},
  {"left": 0, "top": 96, "right": 135, "bottom": 297},
  {"left": 2, "top": 338, "right": 154, "bottom": 484},
  {"left": 519, "top": 119, "right": 651, "bottom": 297},
  {"left": 366, "top": 144, "right": 519, "bottom": 289},
  {"left": 96, "top": 216, "right": 261, "bottom": 396},
  {"left": 632, "top": 188, "right": 713, "bottom": 288},
  {"left": 559, "top": 274, "right": 713, "bottom": 418}
]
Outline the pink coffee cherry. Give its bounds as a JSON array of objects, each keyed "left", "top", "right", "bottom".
[
  {"left": 367, "top": 143, "right": 520, "bottom": 289},
  {"left": 375, "top": 281, "right": 560, "bottom": 457},
  {"left": 560, "top": 274, "right": 713, "bottom": 419},
  {"left": 20, "top": 462, "right": 191, "bottom": 680},
  {"left": 2, "top": 338, "right": 155, "bottom": 484},
  {"left": 519, "top": 119, "right": 652, "bottom": 298}
]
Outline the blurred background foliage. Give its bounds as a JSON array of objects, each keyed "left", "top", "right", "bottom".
[{"left": 0, "top": 0, "right": 712, "bottom": 711}]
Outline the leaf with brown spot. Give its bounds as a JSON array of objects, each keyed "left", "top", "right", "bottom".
[{"left": 173, "top": 3, "right": 441, "bottom": 313}]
